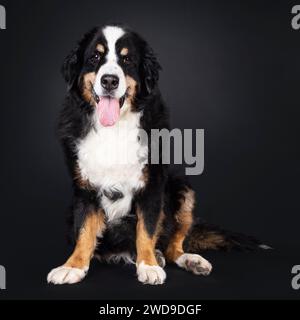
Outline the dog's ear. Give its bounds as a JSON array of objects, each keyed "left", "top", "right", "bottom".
[
  {"left": 61, "top": 45, "right": 81, "bottom": 90},
  {"left": 141, "top": 42, "right": 161, "bottom": 95},
  {"left": 61, "top": 27, "right": 98, "bottom": 91}
]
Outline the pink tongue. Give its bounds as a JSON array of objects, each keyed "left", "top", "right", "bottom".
[{"left": 96, "top": 96, "right": 120, "bottom": 127}]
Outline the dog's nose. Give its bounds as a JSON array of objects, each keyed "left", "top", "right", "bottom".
[{"left": 101, "top": 74, "right": 119, "bottom": 91}]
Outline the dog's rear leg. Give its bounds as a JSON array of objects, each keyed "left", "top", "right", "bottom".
[
  {"left": 47, "top": 209, "right": 105, "bottom": 285},
  {"left": 165, "top": 188, "right": 212, "bottom": 275}
]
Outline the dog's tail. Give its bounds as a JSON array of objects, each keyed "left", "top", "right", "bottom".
[{"left": 184, "top": 222, "right": 272, "bottom": 252}]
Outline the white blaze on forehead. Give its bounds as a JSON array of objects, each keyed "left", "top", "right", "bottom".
[
  {"left": 103, "top": 26, "right": 125, "bottom": 61},
  {"left": 94, "top": 26, "right": 127, "bottom": 99}
]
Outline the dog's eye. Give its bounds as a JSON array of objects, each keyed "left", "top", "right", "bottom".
[
  {"left": 89, "top": 52, "right": 101, "bottom": 64},
  {"left": 122, "top": 56, "right": 131, "bottom": 64}
]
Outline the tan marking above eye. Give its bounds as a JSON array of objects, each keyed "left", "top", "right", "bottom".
[
  {"left": 96, "top": 44, "right": 105, "bottom": 53},
  {"left": 120, "top": 47, "right": 129, "bottom": 56}
]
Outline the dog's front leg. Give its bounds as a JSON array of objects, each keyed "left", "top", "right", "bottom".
[
  {"left": 135, "top": 197, "right": 166, "bottom": 285},
  {"left": 47, "top": 209, "right": 105, "bottom": 285}
]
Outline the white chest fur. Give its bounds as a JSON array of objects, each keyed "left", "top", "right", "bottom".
[{"left": 76, "top": 107, "right": 147, "bottom": 222}]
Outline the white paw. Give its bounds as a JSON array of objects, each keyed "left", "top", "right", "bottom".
[
  {"left": 137, "top": 261, "right": 166, "bottom": 285},
  {"left": 47, "top": 266, "right": 88, "bottom": 285},
  {"left": 176, "top": 253, "right": 212, "bottom": 276}
]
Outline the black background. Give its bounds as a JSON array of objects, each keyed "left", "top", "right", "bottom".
[{"left": 0, "top": 0, "right": 299, "bottom": 299}]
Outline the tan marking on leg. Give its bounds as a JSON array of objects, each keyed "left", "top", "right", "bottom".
[
  {"left": 181, "top": 188, "right": 195, "bottom": 212},
  {"left": 136, "top": 209, "right": 164, "bottom": 266},
  {"left": 165, "top": 188, "right": 195, "bottom": 262},
  {"left": 65, "top": 210, "right": 106, "bottom": 269},
  {"left": 81, "top": 72, "right": 96, "bottom": 104}
]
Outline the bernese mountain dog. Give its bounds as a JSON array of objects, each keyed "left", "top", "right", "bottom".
[{"left": 47, "top": 25, "right": 263, "bottom": 286}]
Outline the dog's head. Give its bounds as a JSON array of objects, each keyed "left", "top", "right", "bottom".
[{"left": 62, "top": 25, "right": 161, "bottom": 126}]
